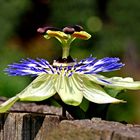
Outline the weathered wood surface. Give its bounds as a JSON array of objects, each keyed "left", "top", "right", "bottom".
[
  {"left": 0, "top": 98, "right": 140, "bottom": 140},
  {"left": 0, "top": 113, "right": 140, "bottom": 140}
]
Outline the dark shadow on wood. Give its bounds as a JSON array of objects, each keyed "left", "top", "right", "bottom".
[
  {"left": 0, "top": 113, "right": 8, "bottom": 135},
  {"left": 22, "top": 113, "right": 45, "bottom": 140}
]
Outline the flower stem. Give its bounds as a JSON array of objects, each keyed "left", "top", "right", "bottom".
[{"left": 62, "top": 46, "right": 70, "bottom": 59}]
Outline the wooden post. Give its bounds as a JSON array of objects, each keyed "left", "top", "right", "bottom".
[
  {"left": 0, "top": 113, "right": 60, "bottom": 140},
  {"left": 0, "top": 112, "right": 140, "bottom": 140}
]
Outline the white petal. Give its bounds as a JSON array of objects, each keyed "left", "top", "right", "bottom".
[
  {"left": 54, "top": 74, "right": 83, "bottom": 106},
  {"left": 84, "top": 74, "right": 140, "bottom": 90},
  {"left": 82, "top": 77, "right": 125, "bottom": 104},
  {"left": 0, "top": 96, "right": 19, "bottom": 113},
  {"left": 19, "top": 74, "right": 56, "bottom": 101}
]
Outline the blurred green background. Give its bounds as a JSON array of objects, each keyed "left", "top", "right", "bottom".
[{"left": 0, "top": 0, "right": 140, "bottom": 123}]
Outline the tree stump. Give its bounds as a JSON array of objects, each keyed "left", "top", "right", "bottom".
[
  {"left": 0, "top": 99, "right": 140, "bottom": 140},
  {"left": 0, "top": 113, "right": 140, "bottom": 140}
]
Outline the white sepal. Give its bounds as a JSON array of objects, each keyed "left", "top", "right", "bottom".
[
  {"left": 54, "top": 74, "right": 83, "bottom": 106},
  {"left": 0, "top": 96, "right": 19, "bottom": 113},
  {"left": 82, "top": 77, "right": 125, "bottom": 104},
  {"left": 19, "top": 74, "right": 56, "bottom": 101},
  {"left": 85, "top": 74, "right": 140, "bottom": 90}
]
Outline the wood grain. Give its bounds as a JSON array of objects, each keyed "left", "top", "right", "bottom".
[{"left": 0, "top": 113, "right": 140, "bottom": 140}]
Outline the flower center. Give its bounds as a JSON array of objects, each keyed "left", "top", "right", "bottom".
[{"left": 37, "top": 25, "right": 91, "bottom": 59}]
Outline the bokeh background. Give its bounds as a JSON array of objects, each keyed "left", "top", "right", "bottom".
[{"left": 0, "top": 0, "right": 140, "bottom": 123}]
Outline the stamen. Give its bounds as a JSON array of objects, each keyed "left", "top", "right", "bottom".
[
  {"left": 72, "top": 25, "right": 83, "bottom": 31},
  {"left": 63, "top": 27, "right": 75, "bottom": 34},
  {"left": 37, "top": 26, "right": 61, "bottom": 34}
]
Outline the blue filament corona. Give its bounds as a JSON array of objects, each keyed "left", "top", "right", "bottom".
[{"left": 5, "top": 56, "right": 124, "bottom": 77}]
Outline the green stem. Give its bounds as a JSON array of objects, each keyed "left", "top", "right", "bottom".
[
  {"left": 61, "top": 36, "right": 74, "bottom": 59},
  {"left": 62, "top": 46, "right": 70, "bottom": 59}
]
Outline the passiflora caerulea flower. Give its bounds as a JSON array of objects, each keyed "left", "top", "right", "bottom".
[{"left": 0, "top": 25, "right": 140, "bottom": 113}]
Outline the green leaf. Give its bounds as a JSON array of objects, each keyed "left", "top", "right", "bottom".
[
  {"left": 85, "top": 74, "right": 140, "bottom": 90},
  {"left": 82, "top": 76, "right": 125, "bottom": 104},
  {"left": 54, "top": 74, "right": 83, "bottom": 106},
  {"left": 19, "top": 74, "right": 56, "bottom": 101},
  {"left": 79, "top": 98, "right": 90, "bottom": 112},
  {"left": 104, "top": 87, "right": 122, "bottom": 97}
]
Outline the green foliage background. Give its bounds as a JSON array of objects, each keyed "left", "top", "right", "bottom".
[{"left": 0, "top": 0, "right": 140, "bottom": 123}]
